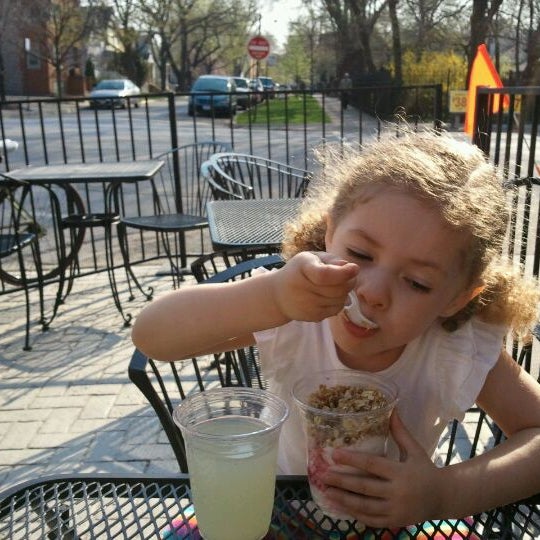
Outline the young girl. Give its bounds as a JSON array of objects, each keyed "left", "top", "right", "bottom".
[{"left": 132, "top": 131, "right": 540, "bottom": 529}]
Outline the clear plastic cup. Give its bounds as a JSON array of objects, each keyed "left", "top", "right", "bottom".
[
  {"left": 293, "top": 369, "right": 398, "bottom": 521},
  {"left": 173, "top": 387, "right": 289, "bottom": 540}
]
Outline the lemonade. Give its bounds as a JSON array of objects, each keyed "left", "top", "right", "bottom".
[{"left": 187, "top": 416, "right": 278, "bottom": 540}]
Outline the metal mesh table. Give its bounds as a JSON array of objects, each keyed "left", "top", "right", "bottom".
[
  {"left": 6, "top": 161, "right": 165, "bottom": 327},
  {"left": 207, "top": 199, "right": 302, "bottom": 250},
  {"left": 1, "top": 474, "right": 539, "bottom": 539}
]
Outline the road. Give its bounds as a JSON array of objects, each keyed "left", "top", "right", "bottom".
[{"left": 0, "top": 94, "right": 374, "bottom": 173}]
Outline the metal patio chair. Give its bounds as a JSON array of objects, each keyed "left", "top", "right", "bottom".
[
  {"left": 112, "top": 141, "right": 232, "bottom": 303},
  {"left": 0, "top": 177, "right": 39, "bottom": 350},
  {"left": 190, "top": 246, "right": 283, "bottom": 283},
  {"left": 0, "top": 176, "right": 69, "bottom": 350},
  {"left": 201, "top": 152, "right": 312, "bottom": 200},
  {"left": 128, "top": 253, "right": 284, "bottom": 472}
]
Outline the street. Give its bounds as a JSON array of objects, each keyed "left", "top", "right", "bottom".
[{"left": 0, "top": 94, "right": 364, "bottom": 173}]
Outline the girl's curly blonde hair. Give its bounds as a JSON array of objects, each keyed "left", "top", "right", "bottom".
[{"left": 282, "top": 131, "right": 539, "bottom": 338}]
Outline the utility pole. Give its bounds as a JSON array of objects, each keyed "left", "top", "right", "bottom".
[{"left": 256, "top": 14, "right": 261, "bottom": 79}]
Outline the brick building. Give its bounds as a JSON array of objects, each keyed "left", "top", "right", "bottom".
[{"left": 0, "top": 0, "right": 86, "bottom": 98}]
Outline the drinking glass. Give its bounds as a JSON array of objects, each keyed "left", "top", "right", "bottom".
[
  {"left": 173, "top": 387, "right": 289, "bottom": 540},
  {"left": 293, "top": 369, "right": 397, "bottom": 521}
]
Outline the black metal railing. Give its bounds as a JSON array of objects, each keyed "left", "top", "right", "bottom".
[
  {"left": 473, "top": 86, "right": 540, "bottom": 180},
  {"left": 472, "top": 86, "right": 540, "bottom": 280},
  {"left": 0, "top": 84, "right": 442, "bottom": 285}
]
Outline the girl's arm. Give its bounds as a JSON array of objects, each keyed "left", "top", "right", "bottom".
[
  {"left": 321, "top": 349, "right": 540, "bottom": 527},
  {"left": 131, "top": 251, "right": 359, "bottom": 361},
  {"left": 436, "top": 349, "right": 540, "bottom": 516}
]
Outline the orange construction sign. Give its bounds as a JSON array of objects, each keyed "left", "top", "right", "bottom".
[{"left": 464, "top": 44, "right": 509, "bottom": 136}]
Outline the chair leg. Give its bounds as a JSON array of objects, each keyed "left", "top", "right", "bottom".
[
  {"left": 58, "top": 225, "right": 83, "bottom": 305},
  {"left": 21, "top": 281, "right": 32, "bottom": 351},
  {"left": 105, "top": 222, "right": 133, "bottom": 327},
  {"left": 159, "top": 231, "right": 185, "bottom": 289},
  {"left": 117, "top": 223, "right": 154, "bottom": 301},
  {"left": 38, "top": 235, "right": 68, "bottom": 332}
]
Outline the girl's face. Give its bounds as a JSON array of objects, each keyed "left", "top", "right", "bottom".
[{"left": 325, "top": 189, "right": 477, "bottom": 371}]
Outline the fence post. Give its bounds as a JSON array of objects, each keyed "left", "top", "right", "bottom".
[
  {"left": 167, "top": 92, "right": 182, "bottom": 213},
  {"left": 434, "top": 83, "right": 443, "bottom": 132},
  {"left": 473, "top": 91, "right": 490, "bottom": 155}
]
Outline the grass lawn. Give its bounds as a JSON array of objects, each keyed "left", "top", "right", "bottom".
[{"left": 236, "top": 95, "right": 331, "bottom": 125}]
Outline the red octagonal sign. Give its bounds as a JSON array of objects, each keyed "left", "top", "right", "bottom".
[{"left": 247, "top": 36, "right": 270, "bottom": 60}]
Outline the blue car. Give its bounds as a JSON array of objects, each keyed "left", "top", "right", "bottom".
[{"left": 188, "top": 75, "right": 238, "bottom": 118}]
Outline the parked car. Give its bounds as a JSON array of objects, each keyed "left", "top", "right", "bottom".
[
  {"left": 188, "top": 75, "right": 237, "bottom": 117},
  {"left": 232, "top": 76, "right": 252, "bottom": 109},
  {"left": 258, "top": 76, "right": 276, "bottom": 98},
  {"left": 249, "top": 78, "right": 264, "bottom": 103},
  {"left": 89, "top": 79, "right": 140, "bottom": 109}
]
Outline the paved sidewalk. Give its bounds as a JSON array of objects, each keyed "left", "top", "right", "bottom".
[{"left": 0, "top": 265, "right": 189, "bottom": 491}]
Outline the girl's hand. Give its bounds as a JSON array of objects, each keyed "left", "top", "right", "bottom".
[
  {"left": 320, "top": 412, "right": 444, "bottom": 528},
  {"left": 271, "top": 251, "right": 359, "bottom": 323}
]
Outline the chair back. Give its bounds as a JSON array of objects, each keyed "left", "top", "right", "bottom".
[
  {"left": 202, "top": 152, "right": 311, "bottom": 200},
  {"left": 116, "top": 142, "right": 232, "bottom": 220},
  {"left": 0, "top": 177, "right": 37, "bottom": 294},
  {"left": 128, "top": 253, "right": 284, "bottom": 472},
  {"left": 154, "top": 141, "right": 232, "bottom": 215},
  {"left": 439, "top": 176, "right": 540, "bottom": 466}
]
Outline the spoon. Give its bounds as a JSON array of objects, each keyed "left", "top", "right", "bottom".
[{"left": 344, "top": 291, "right": 378, "bottom": 329}]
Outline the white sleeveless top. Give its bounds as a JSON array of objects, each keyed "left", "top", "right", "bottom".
[{"left": 254, "top": 317, "right": 506, "bottom": 475}]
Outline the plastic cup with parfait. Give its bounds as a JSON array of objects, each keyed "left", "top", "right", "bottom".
[
  {"left": 292, "top": 369, "right": 398, "bottom": 521},
  {"left": 173, "top": 387, "right": 289, "bottom": 540}
]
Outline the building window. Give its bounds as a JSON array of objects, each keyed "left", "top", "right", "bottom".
[{"left": 27, "top": 52, "right": 40, "bottom": 70}]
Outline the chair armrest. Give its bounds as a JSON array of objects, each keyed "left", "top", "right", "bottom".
[
  {"left": 201, "top": 254, "right": 284, "bottom": 283},
  {"left": 128, "top": 349, "right": 189, "bottom": 472}
]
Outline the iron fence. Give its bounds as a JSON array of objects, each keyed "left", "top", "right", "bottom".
[
  {"left": 0, "top": 85, "right": 443, "bottom": 284},
  {"left": 472, "top": 86, "right": 540, "bottom": 281}
]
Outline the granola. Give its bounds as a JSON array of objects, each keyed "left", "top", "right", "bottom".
[{"left": 305, "top": 384, "right": 391, "bottom": 448}]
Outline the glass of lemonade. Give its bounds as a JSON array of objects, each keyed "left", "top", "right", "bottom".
[
  {"left": 173, "top": 387, "right": 289, "bottom": 540},
  {"left": 293, "top": 370, "right": 397, "bottom": 521}
]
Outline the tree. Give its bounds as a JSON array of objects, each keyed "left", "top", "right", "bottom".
[
  {"left": 320, "top": 0, "right": 389, "bottom": 79},
  {"left": 510, "top": 0, "right": 540, "bottom": 85},
  {"left": 467, "top": 0, "right": 504, "bottom": 82},
  {"left": 285, "top": 6, "right": 326, "bottom": 88},
  {"left": 387, "top": 0, "right": 402, "bottom": 84},
  {"left": 26, "top": 0, "right": 99, "bottom": 97},
  {"left": 400, "top": 0, "right": 468, "bottom": 59},
  {"left": 135, "top": 0, "right": 258, "bottom": 91},
  {"left": 137, "top": 0, "right": 190, "bottom": 90},
  {"left": 104, "top": 0, "right": 149, "bottom": 87},
  {"left": 281, "top": 31, "right": 311, "bottom": 86},
  {"left": 398, "top": 49, "right": 467, "bottom": 91}
]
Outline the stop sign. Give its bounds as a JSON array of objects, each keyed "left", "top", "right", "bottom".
[{"left": 247, "top": 36, "right": 270, "bottom": 60}]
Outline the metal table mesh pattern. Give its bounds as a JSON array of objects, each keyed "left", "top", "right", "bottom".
[
  {"left": 1, "top": 476, "right": 539, "bottom": 539},
  {"left": 207, "top": 199, "right": 302, "bottom": 249}
]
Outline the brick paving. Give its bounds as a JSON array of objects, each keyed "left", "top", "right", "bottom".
[{"left": 0, "top": 264, "right": 190, "bottom": 491}]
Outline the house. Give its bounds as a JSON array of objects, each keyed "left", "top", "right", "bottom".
[{"left": 0, "top": 0, "right": 90, "bottom": 97}]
